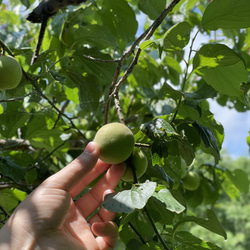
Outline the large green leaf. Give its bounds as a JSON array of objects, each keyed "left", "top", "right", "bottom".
[
  {"left": 202, "top": 0, "right": 250, "bottom": 30},
  {"left": 72, "top": 48, "right": 117, "bottom": 85},
  {"left": 175, "top": 231, "right": 222, "bottom": 250},
  {"left": 147, "top": 197, "right": 175, "bottom": 225},
  {"left": 102, "top": 181, "right": 156, "bottom": 213},
  {"left": 138, "top": 0, "right": 166, "bottom": 20},
  {"left": 176, "top": 209, "right": 227, "bottom": 240},
  {"left": 140, "top": 118, "right": 178, "bottom": 140},
  {"left": 61, "top": 24, "right": 116, "bottom": 49},
  {"left": 62, "top": 67, "right": 102, "bottom": 112},
  {"left": 193, "top": 121, "right": 220, "bottom": 164},
  {"left": 153, "top": 189, "right": 185, "bottom": 214},
  {"left": 163, "top": 22, "right": 192, "bottom": 51},
  {"left": 101, "top": 0, "right": 138, "bottom": 49},
  {"left": 193, "top": 44, "right": 248, "bottom": 98},
  {"left": 184, "top": 83, "right": 217, "bottom": 106},
  {"left": 223, "top": 169, "right": 249, "bottom": 197},
  {"left": 0, "top": 189, "right": 19, "bottom": 213}
]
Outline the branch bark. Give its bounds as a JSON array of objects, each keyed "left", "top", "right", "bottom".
[{"left": 104, "top": 0, "right": 181, "bottom": 124}]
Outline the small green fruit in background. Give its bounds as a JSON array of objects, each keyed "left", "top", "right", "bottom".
[
  {"left": 94, "top": 122, "right": 134, "bottom": 164},
  {"left": 182, "top": 171, "right": 200, "bottom": 191},
  {"left": 0, "top": 55, "right": 22, "bottom": 90},
  {"left": 85, "top": 130, "right": 96, "bottom": 141},
  {"left": 122, "top": 147, "right": 148, "bottom": 182}
]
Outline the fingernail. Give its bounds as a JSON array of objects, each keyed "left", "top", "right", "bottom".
[{"left": 85, "top": 141, "right": 97, "bottom": 154}]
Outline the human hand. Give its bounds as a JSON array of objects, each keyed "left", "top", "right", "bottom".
[{"left": 0, "top": 141, "right": 125, "bottom": 250}]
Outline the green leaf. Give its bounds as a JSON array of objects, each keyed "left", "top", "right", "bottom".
[
  {"left": 153, "top": 189, "right": 185, "bottom": 214},
  {"left": 140, "top": 40, "right": 157, "bottom": 50},
  {"left": 222, "top": 171, "right": 240, "bottom": 199},
  {"left": 163, "top": 56, "right": 182, "bottom": 85},
  {"left": 0, "top": 156, "right": 26, "bottom": 182},
  {"left": 102, "top": 181, "right": 156, "bottom": 213},
  {"left": 101, "top": 0, "right": 138, "bottom": 49},
  {"left": 163, "top": 82, "right": 183, "bottom": 101},
  {"left": 176, "top": 209, "right": 227, "bottom": 240},
  {"left": 28, "top": 129, "right": 65, "bottom": 152},
  {"left": 147, "top": 197, "right": 175, "bottom": 225},
  {"left": 147, "top": 164, "right": 174, "bottom": 187},
  {"left": 61, "top": 24, "right": 116, "bottom": 49},
  {"left": 138, "top": 0, "right": 166, "bottom": 20},
  {"left": 175, "top": 231, "right": 222, "bottom": 250},
  {"left": 63, "top": 68, "right": 102, "bottom": 112},
  {"left": 151, "top": 140, "right": 168, "bottom": 158},
  {"left": 193, "top": 44, "right": 248, "bottom": 97},
  {"left": 247, "top": 131, "right": 250, "bottom": 149},
  {"left": 225, "top": 169, "right": 249, "bottom": 194},
  {"left": 192, "top": 121, "right": 220, "bottom": 164},
  {"left": 20, "top": 0, "right": 30, "bottom": 8},
  {"left": 176, "top": 137, "right": 195, "bottom": 166},
  {"left": 12, "top": 188, "right": 27, "bottom": 202},
  {"left": 163, "top": 22, "right": 192, "bottom": 51},
  {"left": 202, "top": 0, "right": 250, "bottom": 30},
  {"left": 0, "top": 189, "right": 19, "bottom": 213},
  {"left": 140, "top": 118, "right": 178, "bottom": 140},
  {"left": 184, "top": 83, "right": 217, "bottom": 105},
  {"left": 25, "top": 168, "right": 37, "bottom": 185},
  {"left": 72, "top": 48, "right": 117, "bottom": 85},
  {"left": 0, "top": 111, "right": 30, "bottom": 138}
]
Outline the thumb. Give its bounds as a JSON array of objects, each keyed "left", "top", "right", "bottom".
[
  {"left": 42, "top": 141, "right": 100, "bottom": 191},
  {"left": 92, "top": 221, "right": 119, "bottom": 250}
]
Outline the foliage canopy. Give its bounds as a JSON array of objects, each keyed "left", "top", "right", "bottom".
[{"left": 0, "top": 0, "right": 250, "bottom": 249}]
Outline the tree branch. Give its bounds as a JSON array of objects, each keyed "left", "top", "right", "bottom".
[
  {"left": 104, "top": 0, "right": 181, "bottom": 124},
  {"left": 0, "top": 93, "right": 32, "bottom": 103}
]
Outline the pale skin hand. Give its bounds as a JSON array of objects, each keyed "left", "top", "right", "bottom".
[{"left": 0, "top": 142, "right": 126, "bottom": 250}]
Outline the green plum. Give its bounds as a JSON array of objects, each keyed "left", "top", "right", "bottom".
[
  {"left": 94, "top": 122, "right": 134, "bottom": 164},
  {"left": 182, "top": 171, "right": 200, "bottom": 191},
  {"left": 122, "top": 147, "right": 148, "bottom": 182},
  {"left": 0, "top": 55, "right": 22, "bottom": 90}
]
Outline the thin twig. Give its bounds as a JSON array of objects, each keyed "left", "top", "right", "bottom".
[
  {"left": 170, "top": 30, "right": 199, "bottom": 124},
  {"left": 111, "top": 48, "right": 142, "bottom": 98},
  {"left": 31, "top": 14, "right": 49, "bottom": 65},
  {"left": 114, "top": 92, "right": 125, "bottom": 124},
  {"left": 53, "top": 100, "right": 70, "bottom": 129},
  {"left": 0, "top": 93, "right": 32, "bottom": 103},
  {"left": 104, "top": 0, "right": 181, "bottom": 124},
  {"left": 82, "top": 54, "right": 120, "bottom": 63},
  {"left": 0, "top": 39, "right": 14, "bottom": 56},
  {"left": 23, "top": 70, "right": 85, "bottom": 138},
  {"left": 0, "top": 205, "right": 9, "bottom": 225},
  {"left": 144, "top": 206, "right": 170, "bottom": 250},
  {"left": 128, "top": 222, "right": 147, "bottom": 245},
  {"left": 28, "top": 140, "right": 67, "bottom": 171}
]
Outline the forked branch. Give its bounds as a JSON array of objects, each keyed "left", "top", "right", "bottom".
[{"left": 104, "top": 0, "right": 181, "bottom": 124}]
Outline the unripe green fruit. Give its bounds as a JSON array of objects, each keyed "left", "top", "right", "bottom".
[
  {"left": 122, "top": 147, "right": 148, "bottom": 182},
  {"left": 85, "top": 130, "right": 96, "bottom": 141},
  {"left": 94, "top": 122, "right": 134, "bottom": 164},
  {"left": 0, "top": 55, "right": 22, "bottom": 90},
  {"left": 182, "top": 171, "right": 200, "bottom": 191}
]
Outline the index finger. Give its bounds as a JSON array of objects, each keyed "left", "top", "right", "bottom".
[{"left": 42, "top": 142, "right": 100, "bottom": 192}]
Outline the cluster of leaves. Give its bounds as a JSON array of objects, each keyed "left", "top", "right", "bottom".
[{"left": 0, "top": 0, "right": 250, "bottom": 249}]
